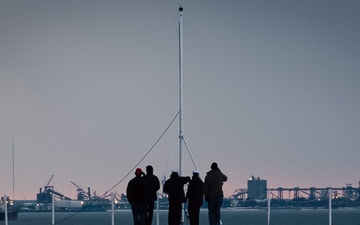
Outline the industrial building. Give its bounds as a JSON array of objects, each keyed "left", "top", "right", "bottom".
[{"left": 247, "top": 176, "right": 267, "bottom": 200}]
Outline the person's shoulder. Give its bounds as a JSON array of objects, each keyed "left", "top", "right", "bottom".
[
  {"left": 152, "top": 174, "right": 160, "bottom": 179},
  {"left": 207, "top": 170, "right": 216, "bottom": 175},
  {"left": 196, "top": 177, "right": 204, "bottom": 183},
  {"left": 220, "top": 171, "right": 227, "bottom": 177},
  {"left": 128, "top": 177, "right": 136, "bottom": 184}
]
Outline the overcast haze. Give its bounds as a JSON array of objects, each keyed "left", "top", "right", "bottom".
[{"left": 1, "top": 1, "right": 360, "bottom": 200}]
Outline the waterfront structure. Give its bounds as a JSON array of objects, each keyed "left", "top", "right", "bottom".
[{"left": 247, "top": 176, "right": 267, "bottom": 200}]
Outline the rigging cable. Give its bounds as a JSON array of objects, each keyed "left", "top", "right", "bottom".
[
  {"left": 54, "top": 111, "right": 180, "bottom": 224},
  {"left": 104, "top": 110, "right": 180, "bottom": 195},
  {"left": 159, "top": 137, "right": 179, "bottom": 196}
]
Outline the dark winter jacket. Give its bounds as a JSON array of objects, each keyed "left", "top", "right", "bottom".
[
  {"left": 126, "top": 175, "right": 148, "bottom": 204},
  {"left": 163, "top": 173, "right": 190, "bottom": 204},
  {"left": 145, "top": 172, "right": 160, "bottom": 202},
  {"left": 186, "top": 175, "right": 204, "bottom": 206},
  {"left": 204, "top": 169, "right": 227, "bottom": 202}
]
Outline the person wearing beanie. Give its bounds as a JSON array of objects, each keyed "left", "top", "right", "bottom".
[
  {"left": 211, "top": 162, "right": 218, "bottom": 170},
  {"left": 204, "top": 162, "right": 227, "bottom": 225},
  {"left": 144, "top": 165, "right": 160, "bottom": 225},
  {"left": 186, "top": 170, "right": 204, "bottom": 225},
  {"left": 127, "top": 168, "right": 148, "bottom": 225},
  {"left": 163, "top": 170, "right": 191, "bottom": 225}
]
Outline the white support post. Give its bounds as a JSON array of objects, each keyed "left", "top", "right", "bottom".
[
  {"left": 52, "top": 191, "right": 55, "bottom": 225},
  {"left": 329, "top": 188, "right": 332, "bottom": 225},
  {"left": 111, "top": 192, "right": 115, "bottom": 225},
  {"left": 4, "top": 195, "right": 8, "bottom": 225},
  {"left": 267, "top": 189, "right": 271, "bottom": 225},
  {"left": 157, "top": 191, "right": 160, "bottom": 225}
]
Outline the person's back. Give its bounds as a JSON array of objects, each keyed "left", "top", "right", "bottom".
[
  {"left": 145, "top": 166, "right": 160, "bottom": 203},
  {"left": 163, "top": 170, "right": 190, "bottom": 225},
  {"left": 127, "top": 176, "right": 148, "bottom": 203},
  {"left": 186, "top": 170, "right": 204, "bottom": 225},
  {"left": 127, "top": 168, "right": 148, "bottom": 225},
  {"left": 204, "top": 162, "right": 227, "bottom": 225},
  {"left": 163, "top": 172, "right": 190, "bottom": 203},
  {"left": 204, "top": 169, "right": 227, "bottom": 201},
  {"left": 145, "top": 165, "right": 160, "bottom": 225},
  {"left": 187, "top": 172, "right": 204, "bottom": 206}
]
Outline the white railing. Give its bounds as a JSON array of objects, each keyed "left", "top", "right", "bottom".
[
  {"left": 266, "top": 188, "right": 333, "bottom": 225},
  {"left": 2, "top": 189, "right": 336, "bottom": 225}
]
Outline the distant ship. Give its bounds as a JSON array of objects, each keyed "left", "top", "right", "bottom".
[
  {"left": 0, "top": 209, "right": 18, "bottom": 221},
  {"left": 0, "top": 197, "right": 18, "bottom": 221}
]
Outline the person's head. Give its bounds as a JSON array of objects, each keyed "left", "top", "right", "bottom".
[
  {"left": 211, "top": 162, "right": 219, "bottom": 170},
  {"left": 146, "top": 165, "right": 153, "bottom": 175},
  {"left": 170, "top": 169, "right": 179, "bottom": 177},
  {"left": 192, "top": 170, "right": 200, "bottom": 177},
  {"left": 135, "top": 168, "right": 142, "bottom": 176}
]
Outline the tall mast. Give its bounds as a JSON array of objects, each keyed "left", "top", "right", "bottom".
[
  {"left": 178, "top": 9, "right": 186, "bottom": 225},
  {"left": 178, "top": 6, "right": 184, "bottom": 176}
]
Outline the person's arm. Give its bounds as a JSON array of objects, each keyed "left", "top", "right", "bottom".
[
  {"left": 126, "top": 182, "right": 133, "bottom": 204},
  {"left": 155, "top": 177, "right": 160, "bottom": 191},
  {"left": 163, "top": 181, "right": 168, "bottom": 194},
  {"left": 203, "top": 177, "right": 209, "bottom": 202},
  {"left": 222, "top": 173, "right": 228, "bottom": 182}
]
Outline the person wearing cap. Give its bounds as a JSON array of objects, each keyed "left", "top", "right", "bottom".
[
  {"left": 144, "top": 165, "right": 160, "bottom": 225},
  {"left": 127, "top": 168, "right": 148, "bottom": 225},
  {"left": 186, "top": 170, "right": 204, "bottom": 225},
  {"left": 204, "top": 162, "right": 228, "bottom": 225},
  {"left": 163, "top": 170, "right": 191, "bottom": 225}
]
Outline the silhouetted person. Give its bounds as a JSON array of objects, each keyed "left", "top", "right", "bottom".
[
  {"left": 145, "top": 165, "right": 160, "bottom": 225},
  {"left": 163, "top": 170, "right": 190, "bottom": 225},
  {"left": 186, "top": 170, "right": 204, "bottom": 225},
  {"left": 127, "top": 168, "right": 148, "bottom": 225},
  {"left": 204, "top": 162, "right": 227, "bottom": 225}
]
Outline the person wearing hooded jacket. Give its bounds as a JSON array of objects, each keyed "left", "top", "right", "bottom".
[
  {"left": 127, "top": 168, "right": 148, "bottom": 225},
  {"left": 163, "top": 170, "right": 190, "bottom": 225},
  {"left": 204, "top": 162, "right": 228, "bottom": 225},
  {"left": 145, "top": 165, "right": 160, "bottom": 225}
]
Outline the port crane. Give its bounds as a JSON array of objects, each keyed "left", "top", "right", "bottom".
[
  {"left": 37, "top": 175, "right": 72, "bottom": 203},
  {"left": 70, "top": 181, "right": 91, "bottom": 201}
]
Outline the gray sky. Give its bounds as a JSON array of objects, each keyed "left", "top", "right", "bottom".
[{"left": 1, "top": 0, "right": 359, "bottom": 200}]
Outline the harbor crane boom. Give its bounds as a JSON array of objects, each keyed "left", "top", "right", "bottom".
[
  {"left": 46, "top": 175, "right": 54, "bottom": 187},
  {"left": 71, "top": 181, "right": 91, "bottom": 200}
]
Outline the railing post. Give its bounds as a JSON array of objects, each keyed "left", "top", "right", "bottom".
[
  {"left": 329, "top": 188, "right": 332, "bottom": 225},
  {"left": 157, "top": 191, "right": 160, "bottom": 225},
  {"left": 111, "top": 192, "right": 115, "bottom": 225},
  {"left": 4, "top": 195, "right": 8, "bottom": 225},
  {"left": 267, "top": 189, "right": 271, "bottom": 225},
  {"left": 52, "top": 190, "right": 55, "bottom": 225}
]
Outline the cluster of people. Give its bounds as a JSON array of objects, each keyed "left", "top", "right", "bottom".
[
  {"left": 126, "top": 165, "right": 160, "bottom": 225},
  {"left": 127, "top": 162, "right": 227, "bottom": 225}
]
